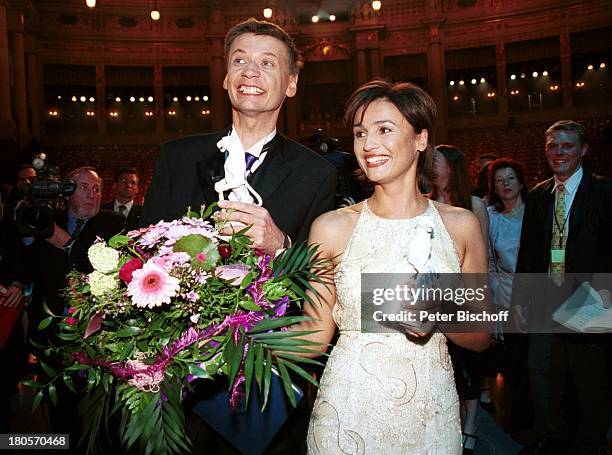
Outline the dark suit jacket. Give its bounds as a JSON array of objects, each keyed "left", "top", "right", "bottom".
[
  {"left": 513, "top": 169, "right": 612, "bottom": 329},
  {"left": 26, "top": 209, "right": 125, "bottom": 337},
  {"left": 141, "top": 132, "right": 338, "bottom": 243},
  {"left": 102, "top": 201, "right": 143, "bottom": 231}
]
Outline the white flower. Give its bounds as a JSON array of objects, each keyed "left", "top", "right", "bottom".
[
  {"left": 88, "top": 242, "right": 120, "bottom": 273},
  {"left": 89, "top": 270, "right": 119, "bottom": 297}
]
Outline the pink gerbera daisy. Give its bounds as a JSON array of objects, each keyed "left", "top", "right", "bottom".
[{"left": 127, "top": 262, "right": 180, "bottom": 309}]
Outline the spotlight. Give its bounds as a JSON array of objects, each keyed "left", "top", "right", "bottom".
[
  {"left": 587, "top": 64, "right": 594, "bottom": 70},
  {"left": 148, "top": 96, "right": 154, "bottom": 102},
  {"left": 130, "top": 96, "right": 136, "bottom": 102},
  {"left": 263, "top": 8, "right": 272, "bottom": 19},
  {"left": 186, "top": 96, "right": 192, "bottom": 102},
  {"left": 311, "top": 15, "right": 319, "bottom": 23},
  {"left": 510, "top": 74, "right": 516, "bottom": 80},
  {"left": 86, "top": 0, "right": 96, "bottom": 8},
  {"left": 471, "top": 78, "right": 477, "bottom": 85},
  {"left": 329, "top": 14, "right": 336, "bottom": 21},
  {"left": 203, "top": 95, "right": 209, "bottom": 102},
  {"left": 542, "top": 70, "right": 549, "bottom": 77},
  {"left": 151, "top": 10, "right": 160, "bottom": 21},
  {"left": 372, "top": 0, "right": 382, "bottom": 11},
  {"left": 600, "top": 62, "right": 606, "bottom": 69},
  {"left": 532, "top": 71, "right": 538, "bottom": 78},
  {"left": 115, "top": 96, "right": 121, "bottom": 102},
  {"left": 459, "top": 80, "right": 465, "bottom": 85},
  {"left": 172, "top": 96, "right": 178, "bottom": 102},
  {"left": 449, "top": 81, "right": 455, "bottom": 86}
]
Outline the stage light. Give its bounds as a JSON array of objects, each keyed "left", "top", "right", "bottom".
[
  {"left": 600, "top": 62, "right": 606, "bottom": 69},
  {"left": 452, "top": 95, "right": 459, "bottom": 101},
  {"left": 311, "top": 15, "right": 319, "bottom": 23},
  {"left": 71, "top": 96, "right": 77, "bottom": 102},
  {"left": 372, "top": 0, "right": 382, "bottom": 11},
  {"left": 263, "top": 8, "right": 272, "bottom": 19},
  {"left": 194, "top": 96, "right": 200, "bottom": 101},
  {"left": 471, "top": 78, "right": 477, "bottom": 85},
  {"left": 115, "top": 97, "right": 121, "bottom": 102},
  {"left": 151, "top": 10, "right": 160, "bottom": 21},
  {"left": 80, "top": 96, "right": 86, "bottom": 102},
  {"left": 587, "top": 64, "right": 594, "bottom": 70},
  {"left": 329, "top": 14, "right": 336, "bottom": 21},
  {"left": 186, "top": 96, "right": 192, "bottom": 102},
  {"left": 449, "top": 81, "right": 455, "bottom": 86},
  {"left": 172, "top": 96, "right": 178, "bottom": 102},
  {"left": 57, "top": 95, "right": 62, "bottom": 100},
  {"left": 532, "top": 71, "right": 538, "bottom": 78},
  {"left": 203, "top": 95, "right": 209, "bottom": 102},
  {"left": 542, "top": 70, "right": 549, "bottom": 77},
  {"left": 510, "top": 74, "right": 516, "bottom": 80},
  {"left": 89, "top": 96, "right": 95, "bottom": 102},
  {"left": 86, "top": 0, "right": 96, "bottom": 8},
  {"left": 130, "top": 96, "right": 136, "bottom": 102},
  {"left": 480, "top": 77, "right": 485, "bottom": 83},
  {"left": 459, "top": 80, "right": 465, "bottom": 85},
  {"left": 139, "top": 97, "right": 145, "bottom": 102},
  {"left": 148, "top": 96, "right": 154, "bottom": 102},
  {"left": 520, "top": 73, "right": 526, "bottom": 79}
]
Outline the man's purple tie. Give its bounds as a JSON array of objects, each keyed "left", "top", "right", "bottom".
[{"left": 245, "top": 153, "right": 257, "bottom": 171}]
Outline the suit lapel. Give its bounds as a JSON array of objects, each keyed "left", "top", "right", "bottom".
[
  {"left": 249, "top": 135, "right": 291, "bottom": 202},
  {"left": 541, "top": 179, "right": 555, "bottom": 254},
  {"left": 566, "top": 171, "right": 591, "bottom": 259}
]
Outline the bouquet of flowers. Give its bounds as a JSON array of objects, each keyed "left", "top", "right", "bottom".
[{"left": 26, "top": 207, "right": 329, "bottom": 455}]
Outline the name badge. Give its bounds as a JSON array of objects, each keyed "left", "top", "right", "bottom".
[{"left": 551, "top": 249, "right": 565, "bottom": 264}]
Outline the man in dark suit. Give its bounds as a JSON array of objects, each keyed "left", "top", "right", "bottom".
[
  {"left": 141, "top": 18, "right": 336, "bottom": 453},
  {"left": 102, "top": 166, "right": 143, "bottom": 231},
  {"left": 513, "top": 120, "right": 612, "bottom": 455},
  {"left": 27, "top": 167, "right": 125, "bottom": 338},
  {"left": 141, "top": 18, "right": 337, "bottom": 252}
]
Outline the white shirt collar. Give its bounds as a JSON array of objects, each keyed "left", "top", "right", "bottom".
[
  {"left": 229, "top": 127, "right": 276, "bottom": 158},
  {"left": 552, "top": 166, "right": 582, "bottom": 196},
  {"left": 114, "top": 199, "right": 134, "bottom": 213}
]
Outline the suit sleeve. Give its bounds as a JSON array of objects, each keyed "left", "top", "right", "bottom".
[
  {"left": 294, "top": 167, "right": 337, "bottom": 244},
  {"left": 510, "top": 193, "right": 539, "bottom": 312},
  {"left": 141, "top": 144, "right": 172, "bottom": 227}
]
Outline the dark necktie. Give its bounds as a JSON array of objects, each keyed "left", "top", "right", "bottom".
[
  {"left": 71, "top": 219, "right": 85, "bottom": 238},
  {"left": 118, "top": 204, "right": 127, "bottom": 217},
  {"left": 245, "top": 153, "right": 257, "bottom": 171}
]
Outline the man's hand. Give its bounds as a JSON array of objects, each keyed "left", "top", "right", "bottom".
[
  {"left": 216, "top": 200, "right": 285, "bottom": 254},
  {"left": 46, "top": 223, "right": 72, "bottom": 249},
  {"left": 0, "top": 284, "right": 23, "bottom": 308}
]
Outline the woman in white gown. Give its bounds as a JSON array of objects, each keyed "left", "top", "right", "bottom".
[{"left": 295, "top": 80, "right": 490, "bottom": 454}]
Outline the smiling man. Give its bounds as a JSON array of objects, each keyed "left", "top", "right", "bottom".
[
  {"left": 513, "top": 120, "right": 612, "bottom": 455},
  {"left": 141, "top": 18, "right": 337, "bottom": 252}
]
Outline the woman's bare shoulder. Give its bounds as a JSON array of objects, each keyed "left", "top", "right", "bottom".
[
  {"left": 432, "top": 201, "right": 481, "bottom": 242},
  {"left": 310, "top": 202, "right": 364, "bottom": 257}
]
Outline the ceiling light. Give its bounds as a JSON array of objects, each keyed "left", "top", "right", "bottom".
[
  {"left": 600, "top": 62, "right": 606, "bottom": 69},
  {"left": 372, "top": 0, "right": 382, "bottom": 11},
  {"left": 542, "top": 70, "right": 549, "bottom": 76},
  {"left": 471, "top": 78, "right": 477, "bottom": 85},
  {"left": 459, "top": 80, "right": 465, "bottom": 85},
  {"left": 203, "top": 95, "right": 209, "bottom": 102},
  {"left": 510, "top": 74, "right": 516, "bottom": 80},
  {"left": 329, "top": 14, "right": 336, "bottom": 21},
  {"left": 532, "top": 71, "right": 538, "bottom": 78},
  {"left": 115, "top": 96, "right": 121, "bottom": 102},
  {"left": 480, "top": 77, "right": 485, "bottom": 83},
  {"left": 449, "top": 80, "right": 455, "bottom": 86},
  {"left": 186, "top": 96, "right": 192, "bottom": 101},
  {"left": 172, "top": 96, "right": 178, "bottom": 102},
  {"left": 263, "top": 8, "right": 272, "bottom": 19},
  {"left": 311, "top": 15, "right": 319, "bottom": 23},
  {"left": 520, "top": 73, "right": 526, "bottom": 79},
  {"left": 80, "top": 96, "right": 86, "bottom": 102},
  {"left": 130, "top": 96, "right": 136, "bottom": 102},
  {"left": 148, "top": 96, "right": 154, "bottom": 102},
  {"left": 587, "top": 64, "right": 594, "bottom": 70},
  {"left": 86, "top": 0, "right": 96, "bottom": 8}
]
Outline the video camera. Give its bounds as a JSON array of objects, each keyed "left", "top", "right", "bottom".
[{"left": 15, "top": 153, "right": 76, "bottom": 238}]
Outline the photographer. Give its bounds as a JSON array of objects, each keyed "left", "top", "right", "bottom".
[{"left": 26, "top": 167, "right": 125, "bottom": 338}]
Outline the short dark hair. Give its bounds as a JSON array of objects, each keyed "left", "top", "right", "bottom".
[
  {"left": 545, "top": 120, "right": 586, "bottom": 146},
  {"left": 114, "top": 167, "right": 139, "bottom": 182},
  {"left": 344, "top": 79, "right": 437, "bottom": 183},
  {"left": 487, "top": 157, "right": 528, "bottom": 212},
  {"left": 224, "top": 18, "right": 302, "bottom": 75}
]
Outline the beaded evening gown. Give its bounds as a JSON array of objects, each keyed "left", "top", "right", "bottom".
[{"left": 307, "top": 199, "right": 462, "bottom": 455}]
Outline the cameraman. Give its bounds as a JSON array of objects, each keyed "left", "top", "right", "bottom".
[{"left": 26, "top": 167, "right": 125, "bottom": 338}]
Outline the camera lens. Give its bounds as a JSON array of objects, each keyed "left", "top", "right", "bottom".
[{"left": 22, "top": 204, "right": 55, "bottom": 231}]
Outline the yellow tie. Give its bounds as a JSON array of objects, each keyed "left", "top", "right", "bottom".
[{"left": 550, "top": 184, "right": 566, "bottom": 285}]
